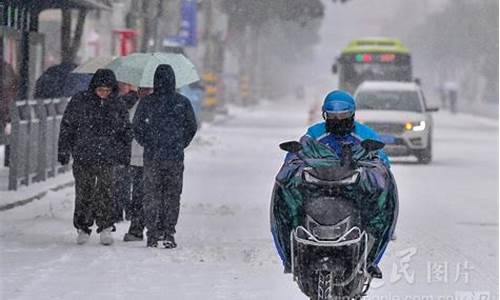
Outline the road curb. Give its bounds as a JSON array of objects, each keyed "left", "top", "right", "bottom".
[{"left": 0, "top": 180, "right": 75, "bottom": 211}]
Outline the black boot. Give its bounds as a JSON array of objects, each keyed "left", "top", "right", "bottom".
[
  {"left": 163, "top": 234, "right": 177, "bottom": 249},
  {"left": 123, "top": 232, "right": 144, "bottom": 242},
  {"left": 146, "top": 237, "right": 159, "bottom": 248}
]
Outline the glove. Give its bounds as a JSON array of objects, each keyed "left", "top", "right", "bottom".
[{"left": 58, "top": 153, "right": 70, "bottom": 165}]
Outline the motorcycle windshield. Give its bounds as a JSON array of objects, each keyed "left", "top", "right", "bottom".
[{"left": 298, "top": 136, "right": 372, "bottom": 163}]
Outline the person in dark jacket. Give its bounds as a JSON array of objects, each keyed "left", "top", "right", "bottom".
[
  {"left": 123, "top": 87, "right": 153, "bottom": 242},
  {"left": 58, "top": 69, "right": 132, "bottom": 246},
  {"left": 133, "top": 64, "right": 197, "bottom": 248},
  {"left": 118, "top": 82, "right": 139, "bottom": 110},
  {"left": 112, "top": 83, "right": 139, "bottom": 222}
]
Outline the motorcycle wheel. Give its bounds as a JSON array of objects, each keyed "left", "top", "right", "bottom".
[{"left": 316, "top": 271, "right": 333, "bottom": 300}]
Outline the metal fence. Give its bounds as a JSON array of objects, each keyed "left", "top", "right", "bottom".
[{"left": 8, "top": 98, "right": 70, "bottom": 190}]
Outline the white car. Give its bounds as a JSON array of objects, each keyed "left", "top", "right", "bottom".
[{"left": 354, "top": 81, "right": 438, "bottom": 164}]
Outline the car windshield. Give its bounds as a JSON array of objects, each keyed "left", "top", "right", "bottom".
[{"left": 356, "top": 90, "right": 423, "bottom": 112}]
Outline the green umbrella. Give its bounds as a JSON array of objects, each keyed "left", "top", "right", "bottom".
[
  {"left": 106, "top": 52, "right": 200, "bottom": 88},
  {"left": 72, "top": 56, "right": 117, "bottom": 74}
]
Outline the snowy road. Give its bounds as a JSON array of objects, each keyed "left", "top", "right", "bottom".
[{"left": 1, "top": 98, "right": 498, "bottom": 300}]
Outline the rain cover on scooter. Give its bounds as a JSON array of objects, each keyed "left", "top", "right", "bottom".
[{"left": 270, "top": 136, "right": 398, "bottom": 267}]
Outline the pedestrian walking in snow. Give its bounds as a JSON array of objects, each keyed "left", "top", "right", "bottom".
[
  {"left": 133, "top": 64, "right": 197, "bottom": 248},
  {"left": 58, "top": 69, "right": 132, "bottom": 246},
  {"left": 444, "top": 80, "right": 459, "bottom": 114},
  {"left": 123, "top": 87, "right": 153, "bottom": 242},
  {"left": 112, "top": 82, "right": 139, "bottom": 222}
]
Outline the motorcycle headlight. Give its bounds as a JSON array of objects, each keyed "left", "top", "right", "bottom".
[
  {"left": 404, "top": 121, "right": 426, "bottom": 132},
  {"left": 339, "top": 172, "right": 360, "bottom": 185},
  {"left": 303, "top": 171, "right": 322, "bottom": 184},
  {"left": 303, "top": 171, "right": 360, "bottom": 185},
  {"left": 307, "top": 216, "right": 352, "bottom": 240}
]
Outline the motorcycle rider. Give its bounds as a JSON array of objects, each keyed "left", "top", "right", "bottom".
[
  {"left": 292, "top": 90, "right": 389, "bottom": 166},
  {"left": 275, "top": 90, "right": 394, "bottom": 277}
]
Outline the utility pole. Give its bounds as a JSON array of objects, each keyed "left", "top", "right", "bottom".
[
  {"left": 61, "top": 8, "right": 88, "bottom": 63},
  {"left": 153, "top": 0, "right": 164, "bottom": 52},
  {"left": 139, "top": 0, "right": 153, "bottom": 52}
]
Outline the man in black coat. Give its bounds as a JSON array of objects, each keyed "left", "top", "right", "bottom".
[
  {"left": 58, "top": 69, "right": 132, "bottom": 246},
  {"left": 133, "top": 64, "right": 197, "bottom": 248}
]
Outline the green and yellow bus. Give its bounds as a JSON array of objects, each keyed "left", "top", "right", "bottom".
[{"left": 332, "top": 37, "right": 412, "bottom": 94}]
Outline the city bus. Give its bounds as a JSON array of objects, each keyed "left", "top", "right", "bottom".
[{"left": 332, "top": 37, "right": 412, "bottom": 94}]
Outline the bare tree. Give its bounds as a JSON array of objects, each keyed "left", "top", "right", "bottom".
[{"left": 61, "top": 8, "right": 88, "bottom": 63}]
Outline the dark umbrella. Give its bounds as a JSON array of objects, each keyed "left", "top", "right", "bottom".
[
  {"left": 62, "top": 73, "right": 93, "bottom": 97},
  {"left": 34, "top": 62, "right": 77, "bottom": 99}
]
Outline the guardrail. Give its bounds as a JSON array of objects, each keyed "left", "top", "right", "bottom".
[{"left": 8, "top": 98, "right": 70, "bottom": 190}]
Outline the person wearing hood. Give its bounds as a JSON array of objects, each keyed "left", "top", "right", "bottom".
[
  {"left": 112, "top": 82, "right": 139, "bottom": 223},
  {"left": 122, "top": 87, "right": 153, "bottom": 242},
  {"left": 58, "top": 69, "right": 132, "bottom": 246},
  {"left": 118, "top": 82, "right": 140, "bottom": 110},
  {"left": 133, "top": 64, "right": 197, "bottom": 248}
]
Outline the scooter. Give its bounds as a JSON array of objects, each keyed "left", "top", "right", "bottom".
[{"left": 279, "top": 139, "right": 385, "bottom": 300}]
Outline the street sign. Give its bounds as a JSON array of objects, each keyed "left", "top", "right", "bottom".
[{"left": 164, "top": 0, "right": 197, "bottom": 47}]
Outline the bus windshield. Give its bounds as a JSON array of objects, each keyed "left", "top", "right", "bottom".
[
  {"left": 350, "top": 63, "right": 411, "bottom": 81},
  {"left": 341, "top": 62, "right": 412, "bottom": 93},
  {"left": 356, "top": 90, "right": 423, "bottom": 112}
]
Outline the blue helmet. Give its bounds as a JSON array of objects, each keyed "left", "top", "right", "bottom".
[
  {"left": 322, "top": 90, "right": 356, "bottom": 135},
  {"left": 322, "top": 90, "right": 356, "bottom": 113}
]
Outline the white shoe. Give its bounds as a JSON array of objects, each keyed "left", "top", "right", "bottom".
[
  {"left": 100, "top": 227, "right": 114, "bottom": 246},
  {"left": 76, "top": 230, "right": 90, "bottom": 245}
]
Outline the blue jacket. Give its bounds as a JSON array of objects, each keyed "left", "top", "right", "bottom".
[{"left": 303, "top": 121, "right": 390, "bottom": 166}]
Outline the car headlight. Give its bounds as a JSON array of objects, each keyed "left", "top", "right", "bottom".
[{"left": 404, "top": 121, "right": 426, "bottom": 132}]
